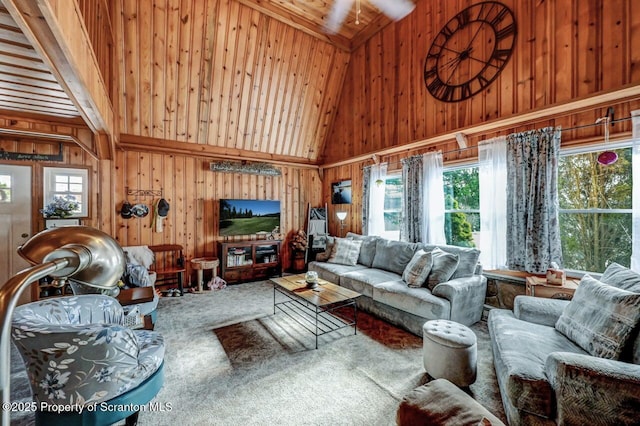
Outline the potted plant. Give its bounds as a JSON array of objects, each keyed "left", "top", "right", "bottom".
[{"left": 41, "top": 195, "right": 79, "bottom": 218}]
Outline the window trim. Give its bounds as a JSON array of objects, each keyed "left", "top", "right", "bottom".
[
  {"left": 382, "top": 172, "right": 402, "bottom": 240},
  {"left": 557, "top": 143, "right": 633, "bottom": 274},
  {"left": 43, "top": 166, "right": 90, "bottom": 218}
]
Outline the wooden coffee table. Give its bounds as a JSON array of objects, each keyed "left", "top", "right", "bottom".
[{"left": 271, "top": 274, "right": 361, "bottom": 348}]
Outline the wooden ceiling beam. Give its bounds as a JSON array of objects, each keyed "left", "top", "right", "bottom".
[
  {"left": 234, "top": 0, "right": 352, "bottom": 52},
  {"left": 2, "top": 0, "right": 115, "bottom": 159},
  {"left": 119, "top": 134, "right": 319, "bottom": 170},
  {"left": 320, "top": 84, "right": 640, "bottom": 169}
]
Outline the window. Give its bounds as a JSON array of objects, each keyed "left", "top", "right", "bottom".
[
  {"left": 443, "top": 167, "right": 479, "bottom": 247},
  {"left": 382, "top": 174, "right": 402, "bottom": 240},
  {"left": 0, "top": 174, "right": 11, "bottom": 202},
  {"left": 558, "top": 146, "right": 632, "bottom": 273},
  {"left": 43, "top": 167, "right": 89, "bottom": 217}
]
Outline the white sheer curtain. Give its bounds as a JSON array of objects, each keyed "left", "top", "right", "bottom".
[
  {"left": 631, "top": 110, "right": 640, "bottom": 271},
  {"left": 367, "top": 163, "right": 387, "bottom": 236},
  {"left": 478, "top": 136, "right": 507, "bottom": 269},
  {"left": 422, "top": 152, "right": 446, "bottom": 244}
]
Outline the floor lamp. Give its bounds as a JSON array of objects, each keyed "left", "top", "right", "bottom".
[
  {"left": 336, "top": 211, "right": 348, "bottom": 237},
  {"left": 0, "top": 226, "right": 125, "bottom": 426}
]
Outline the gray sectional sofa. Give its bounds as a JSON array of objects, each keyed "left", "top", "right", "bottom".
[
  {"left": 308, "top": 233, "right": 487, "bottom": 336},
  {"left": 488, "top": 262, "right": 640, "bottom": 425}
]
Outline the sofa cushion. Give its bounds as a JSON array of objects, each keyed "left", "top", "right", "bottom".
[
  {"left": 555, "top": 275, "right": 640, "bottom": 359},
  {"left": 345, "top": 232, "right": 379, "bottom": 267},
  {"left": 372, "top": 239, "right": 419, "bottom": 275},
  {"left": 422, "top": 244, "right": 480, "bottom": 279},
  {"left": 488, "top": 308, "right": 587, "bottom": 418},
  {"left": 402, "top": 250, "right": 433, "bottom": 288},
  {"left": 340, "top": 268, "right": 402, "bottom": 298},
  {"left": 426, "top": 248, "right": 460, "bottom": 290},
  {"left": 373, "top": 281, "right": 451, "bottom": 320},
  {"left": 600, "top": 262, "right": 640, "bottom": 292},
  {"left": 327, "top": 238, "right": 363, "bottom": 266}
]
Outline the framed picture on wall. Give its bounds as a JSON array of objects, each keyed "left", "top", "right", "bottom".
[{"left": 331, "top": 180, "right": 352, "bottom": 204}]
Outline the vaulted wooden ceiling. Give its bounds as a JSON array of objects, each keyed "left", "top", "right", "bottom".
[
  {"left": 0, "top": 0, "right": 417, "bottom": 164},
  {"left": 0, "top": 5, "right": 79, "bottom": 118}
]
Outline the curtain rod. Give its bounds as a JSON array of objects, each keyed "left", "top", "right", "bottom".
[{"left": 365, "top": 115, "right": 633, "bottom": 170}]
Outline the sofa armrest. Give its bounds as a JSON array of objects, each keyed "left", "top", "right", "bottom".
[
  {"left": 545, "top": 352, "right": 640, "bottom": 425},
  {"left": 432, "top": 275, "right": 487, "bottom": 326},
  {"left": 513, "top": 295, "right": 568, "bottom": 326}
]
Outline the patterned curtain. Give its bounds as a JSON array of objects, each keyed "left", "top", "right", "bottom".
[
  {"left": 506, "top": 127, "right": 563, "bottom": 273},
  {"left": 362, "top": 165, "right": 371, "bottom": 235},
  {"left": 400, "top": 155, "right": 423, "bottom": 242}
]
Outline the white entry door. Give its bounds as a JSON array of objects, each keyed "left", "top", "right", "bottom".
[{"left": 0, "top": 165, "right": 32, "bottom": 304}]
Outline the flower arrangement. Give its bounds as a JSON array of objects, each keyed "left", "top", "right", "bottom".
[
  {"left": 41, "top": 196, "right": 79, "bottom": 218},
  {"left": 290, "top": 229, "right": 308, "bottom": 252}
]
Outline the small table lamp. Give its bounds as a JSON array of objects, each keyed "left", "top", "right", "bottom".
[
  {"left": 336, "top": 211, "right": 348, "bottom": 237},
  {"left": 0, "top": 226, "right": 125, "bottom": 426}
]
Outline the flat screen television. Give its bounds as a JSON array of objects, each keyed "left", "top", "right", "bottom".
[{"left": 219, "top": 199, "right": 280, "bottom": 236}]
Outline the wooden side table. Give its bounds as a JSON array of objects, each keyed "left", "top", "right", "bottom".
[{"left": 525, "top": 276, "right": 580, "bottom": 300}]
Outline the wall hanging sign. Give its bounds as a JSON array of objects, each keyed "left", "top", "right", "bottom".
[
  {"left": 0, "top": 143, "right": 64, "bottom": 161},
  {"left": 209, "top": 161, "right": 281, "bottom": 176},
  {"left": 331, "top": 180, "right": 352, "bottom": 204}
]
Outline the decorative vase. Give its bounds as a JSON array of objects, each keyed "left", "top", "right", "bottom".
[{"left": 292, "top": 250, "right": 306, "bottom": 272}]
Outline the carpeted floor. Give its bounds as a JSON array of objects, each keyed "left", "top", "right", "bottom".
[{"left": 10, "top": 280, "right": 506, "bottom": 425}]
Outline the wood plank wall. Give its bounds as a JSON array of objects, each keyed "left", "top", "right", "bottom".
[
  {"left": 322, "top": 0, "right": 640, "bottom": 164},
  {"left": 115, "top": 0, "right": 350, "bottom": 162},
  {"left": 115, "top": 149, "right": 322, "bottom": 281},
  {"left": 320, "top": 0, "right": 640, "bottom": 236},
  {"left": 76, "top": 0, "right": 115, "bottom": 103}
]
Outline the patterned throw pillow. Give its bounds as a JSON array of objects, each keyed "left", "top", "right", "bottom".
[
  {"left": 600, "top": 262, "right": 640, "bottom": 293},
  {"left": 327, "top": 238, "right": 363, "bottom": 266},
  {"left": 426, "top": 247, "right": 460, "bottom": 291},
  {"left": 402, "top": 250, "right": 433, "bottom": 288},
  {"left": 555, "top": 275, "right": 640, "bottom": 359}
]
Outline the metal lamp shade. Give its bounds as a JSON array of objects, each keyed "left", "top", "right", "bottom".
[{"left": 17, "top": 226, "right": 125, "bottom": 290}]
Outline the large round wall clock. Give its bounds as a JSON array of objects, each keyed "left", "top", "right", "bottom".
[{"left": 423, "top": 1, "right": 517, "bottom": 102}]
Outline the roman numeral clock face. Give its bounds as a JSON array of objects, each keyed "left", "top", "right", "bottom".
[{"left": 424, "top": 2, "right": 516, "bottom": 102}]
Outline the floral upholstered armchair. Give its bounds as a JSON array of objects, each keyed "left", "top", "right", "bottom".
[{"left": 11, "top": 295, "right": 164, "bottom": 425}]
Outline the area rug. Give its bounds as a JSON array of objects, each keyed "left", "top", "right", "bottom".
[{"left": 10, "top": 280, "right": 506, "bottom": 425}]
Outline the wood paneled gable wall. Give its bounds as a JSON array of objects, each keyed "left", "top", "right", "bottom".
[
  {"left": 115, "top": 0, "right": 350, "bottom": 163},
  {"left": 320, "top": 0, "right": 640, "bottom": 236}
]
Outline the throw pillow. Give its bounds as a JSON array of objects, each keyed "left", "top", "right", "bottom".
[
  {"left": 402, "top": 250, "right": 433, "bottom": 288},
  {"left": 555, "top": 275, "right": 640, "bottom": 359},
  {"left": 327, "top": 238, "right": 363, "bottom": 266},
  {"left": 371, "top": 239, "right": 419, "bottom": 275},
  {"left": 426, "top": 247, "right": 460, "bottom": 291},
  {"left": 346, "top": 232, "right": 379, "bottom": 267},
  {"left": 314, "top": 236, "right": 335, "bottom": 262},
  {"left": 600, "top": 262, "right": 640, "bottom": 293}
]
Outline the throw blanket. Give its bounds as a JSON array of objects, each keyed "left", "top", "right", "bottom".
[{"left": 123, "top": 245, "right": 155, "bottom": 269}]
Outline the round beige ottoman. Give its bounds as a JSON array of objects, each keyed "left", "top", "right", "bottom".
[{"left": 423, "top": 319, "right": 477, "bottom": 387}]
